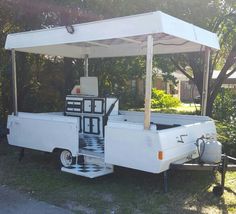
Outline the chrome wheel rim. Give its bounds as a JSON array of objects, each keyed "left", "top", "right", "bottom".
[{"left": 60, "top": 150, "right": 73, "bottom": 167}]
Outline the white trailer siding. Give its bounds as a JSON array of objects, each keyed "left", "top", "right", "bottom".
[
  {"left": 7, "top": 113, "right": 80, "bottom": 156},
  {"left": 105, "top": 111, "right": 216, "bottom": 173}
]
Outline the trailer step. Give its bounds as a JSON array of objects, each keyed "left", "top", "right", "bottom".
[
  {"left": 61, "top": 163, "right": 113, "bottom": 178},
  {"left": 79, "top": 135, "right": 104, "bottom": 158},
  {"left": 78, "top": 152, "right": 104, "bottom": 160}
]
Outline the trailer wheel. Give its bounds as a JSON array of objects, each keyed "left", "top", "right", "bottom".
[{"left": 60, "top": 150, "right": 74, "bottom": 167}]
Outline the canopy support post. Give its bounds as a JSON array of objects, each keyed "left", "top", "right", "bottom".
[
  {"left": 144, "top": 35, "right": 153, "bottom": 129},
  {"left": 201, "top": 47, "right": 211, "bottom": 116},
  {"left": 11, "top": 50, "right": 18, "bottom": 116},
  {"left": 84, "top": 54, "right": 89, "bottom": 77}
]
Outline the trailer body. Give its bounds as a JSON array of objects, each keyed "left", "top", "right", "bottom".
[
  {"left": 105, "top": 111, "right": 216, "bottom": 173},
  {"left": 7, "top": 108, "right": 216, "bottom": 176}
]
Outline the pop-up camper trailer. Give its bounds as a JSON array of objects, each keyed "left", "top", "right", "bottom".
[{"left": 6, "top": 11, "right": 234, "bottom": 191}]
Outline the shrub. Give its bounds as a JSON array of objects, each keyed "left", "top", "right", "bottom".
[
  {"left": 214, "top": 89, "right": 236, "bottom": 156},
  {"left": 216, "top": 120, "right": 236, "bottom": 156},
  {"left": 151, "top": 89, "right": 180, "bottom": 109},
  {"left": 212, "top": 88, "right": 236, "bottom": 121}
]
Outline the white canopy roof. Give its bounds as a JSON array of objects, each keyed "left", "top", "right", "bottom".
[{"left": 5, "top": 11, "right": 220, "bottom": 58}]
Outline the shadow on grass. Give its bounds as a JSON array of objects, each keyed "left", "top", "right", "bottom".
[{"left": 0, "top": 141, "right": 235, "bottom": 214}]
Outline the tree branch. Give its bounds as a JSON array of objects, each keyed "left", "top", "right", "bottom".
[
  {"left": 211, "top": 44, "right": 236, "bottom": 93},
  {"left": 226, "top": 67, "right": 236, "bottom": 78},
  {"left": 170, "top": 57, "right": 194, "bottom": 82}
]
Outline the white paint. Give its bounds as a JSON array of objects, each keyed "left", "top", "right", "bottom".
[
  {"left": 83, "top": 117, "right": 91, "bottom": 133},
  {"left": 5, "top": 11, "right": 219, "bottom": 58},
  {"left": 84, "top": 55, "right": 89, "bottom": 77},
  {"left": 201, "top": 48, "right": 211, "bottom": 116},
  {"left": 105, "top": 98, "right": 119, "bottom": 115},
  {"left": 7, "top": 112, "right": 79, "bottom": 156},
  {"left": 80, "top": 77, "right": 98, "bottom": 96},
  {"left": 94, "top": 100, "right": 103, "bottom": 113},
  {"left": 83, "top": 99, "right": 92, "bottom": 112},
  {"left": 105, "top": 111, "right": 216, "bottom": 173},
  {"left": 200, "top": 140, "right": 222, "bottom": 164},
  {"left": 7, "top": 109, "right": 218, "bottom": 175}
]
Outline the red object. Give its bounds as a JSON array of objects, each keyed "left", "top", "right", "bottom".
[{"left": 76, "top": 87, "right": 80, "bottom": 94}]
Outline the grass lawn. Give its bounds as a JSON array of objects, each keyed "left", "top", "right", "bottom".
[
  {"left": 172, "top": 103, "right": 200, "bottom": 113},
  {"left": 132, "top": 103, "right": 200, "bottom": 114},
  {"left": 0, "top": 139, "right": 236, "bottom": 214}
]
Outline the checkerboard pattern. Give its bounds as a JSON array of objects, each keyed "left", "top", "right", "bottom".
[
  {"left": 79, "top": 135, "right": 104, "bottom": 155},
  {"left": 75, "top": 163, "right": 104, "bottom": 173}
]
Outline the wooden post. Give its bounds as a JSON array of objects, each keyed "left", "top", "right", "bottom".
[
  {"left": 178, "top": 80, "right": 181, "bottom": 100},
  {"left": 201, "top": 47, "right": 211, "bottom": 116},
  {"left": 144, "top": 35, "right": 153, "bottom": 129},
  {"left": 11, "top": 50, "right": 18, "bottom": 116},
  {"left": 84, "top": 54, "right": 89, "bottom": 77}
]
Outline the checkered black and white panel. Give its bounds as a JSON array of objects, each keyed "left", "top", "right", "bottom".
[
  {"left": 76, "top": 164, "right": 104, "bottom": 173},
  {"left": 80, "top": 135, "right": 104, "bottom": 154}
]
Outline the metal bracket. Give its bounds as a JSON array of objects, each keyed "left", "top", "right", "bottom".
[
  {"left": 177, "top": 134, "right": 188, "bottom": 143},
  {"left": 170, "top": 154, "right": 236, "bottom": 196}
]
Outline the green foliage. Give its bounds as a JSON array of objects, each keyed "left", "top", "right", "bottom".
[
  {"left": 216, "top": 121, "right": 236, "bottom": 156},
  {"left": 151, "top": 89, "right": 180, "bottom": 109},
  {"left": 214, "top": 89, "right": 236, "bottom": 156},
  {"left": 212, "top": 88, "right": 236, "bottom": 121}
]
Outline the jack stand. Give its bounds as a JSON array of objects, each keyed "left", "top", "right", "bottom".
[
  {"left": 163, "top": 171, "right": 168, "bottom": 193},
  {"left": 213, "top": 154, "right": 228, "bottom": 196},
  {"left": 18, "top": 148, "right": 24, "bottom": 162}
]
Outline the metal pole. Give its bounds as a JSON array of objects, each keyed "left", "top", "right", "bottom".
[
  {"left": 163, "top": 171, "right": 168, "bottom": 193},
  {"left": 84, "top": 54, "right": 89, "bottom": 77},
  {"left": 201, "top": 47, "right": 211, "bottom": 116},
  {"left": 11, "top": 50, "right": 18, "bottom": 116},
  {"left": 144, "top": 35, "right": 153, "bottom": 129}
]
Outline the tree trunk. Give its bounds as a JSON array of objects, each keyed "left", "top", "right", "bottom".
[{"left": 206, "top": 97, "right": 214, "bottom": 117}]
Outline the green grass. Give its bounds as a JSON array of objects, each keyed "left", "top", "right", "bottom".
[
  {"left": 0, "top": 140, "right": 236, "bottom": 213},
  {"left": 132, "top": 103, "right": 200, "bottom": 114}
]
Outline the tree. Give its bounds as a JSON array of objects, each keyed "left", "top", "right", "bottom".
[
  {"left": 164, "top": 0, "right": 236, "bottom": 116},
  {"left": 82, "top": 0, "right": 236, "bottom": 115},
  {"left": 1, "top": 0, "right": 235, "bottom": 120},
  {"left": 0, "top": 0, "right": 99, "bottom": 120}
]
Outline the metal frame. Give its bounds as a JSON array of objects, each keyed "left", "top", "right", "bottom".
[
  {"left": 7, "top": 11, "right": 220, "bottom": 120},
  {"left": 11, "top": 50, "right": 18, "bottom": 116},
  {"left": 84, "top": 54, "right": 89, "bottom": 77},
  {"left": 170, "top": 155, "right": 236, "bottom": 196},
  {"left": 10, "top": 39, "right": 212, "bottom": 126},
  {"left": 201, "top": 47, "right": 211, "bottom": 116}
]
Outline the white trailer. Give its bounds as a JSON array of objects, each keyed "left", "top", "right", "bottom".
[{"left": 5, "top": 11, "right": 221, "bottom": 179}]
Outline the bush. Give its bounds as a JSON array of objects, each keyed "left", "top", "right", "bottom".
[
  {"left": 213, "top": 88, "right": 236, "bottom": 121},
  {"left": 151, "top": 89, "right": 180, "bottom": 109},
  {"left": 214, "top": 89, "right": 236, "bottom": 156},
  {"left": 216, "top": 120, "right": 236, "bottom": 156}
]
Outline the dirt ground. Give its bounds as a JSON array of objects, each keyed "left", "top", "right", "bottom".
[{"left": 0, "top": 185, "right": 72, "bottom": 214}]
